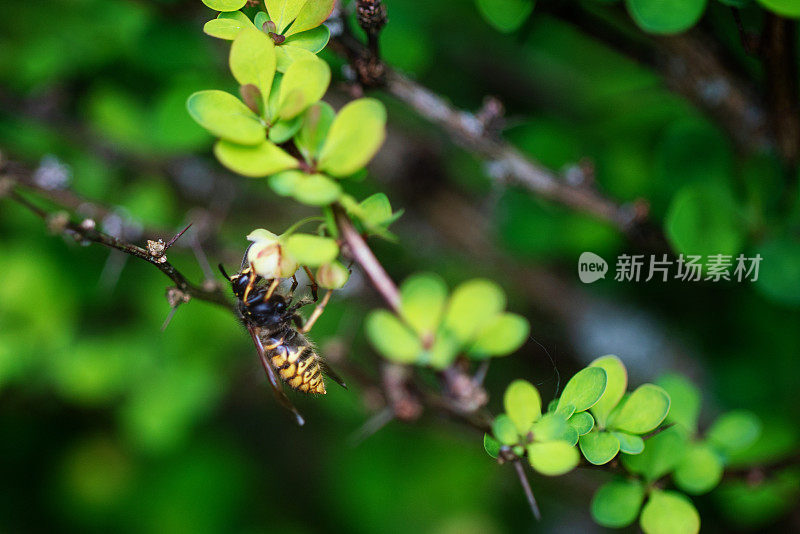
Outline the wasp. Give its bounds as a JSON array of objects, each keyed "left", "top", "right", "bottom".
[{"left": 220, "top": 250, "right": 346, "bottom": 425}]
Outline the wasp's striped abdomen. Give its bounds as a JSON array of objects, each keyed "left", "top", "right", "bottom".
[{"left": 262, "top": 331, "right": 326, "bottom": 395}]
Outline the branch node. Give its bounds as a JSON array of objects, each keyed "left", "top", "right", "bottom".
[{"left": 47, "top": 211, "right": 70, "bottom": 234}]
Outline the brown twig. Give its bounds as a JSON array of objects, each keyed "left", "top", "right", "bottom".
[
  {"left": 333, "top": 204, "right": 401, "bottom": 313},
  {"left": 761, "top": 14, "right": 800, "bottom": 166},
  {"left": 330, "top": 31, "right": 644, "bottom": 237},
  {"left": 514, "top": 460, "right": 542, "bottom": 521},
  {"left": 4, "top": 185, "right": 230, "bottom": 309}
]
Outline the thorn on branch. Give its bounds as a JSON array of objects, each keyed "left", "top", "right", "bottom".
[
  {"left": 147, "top": 223, "right": 192, "bottom": 264},
  {"left": 513, "top": 460, "right": 542, "bottom": 521}
]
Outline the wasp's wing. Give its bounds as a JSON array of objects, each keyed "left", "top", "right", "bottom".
[
  {"left": 320, "top": 360, "right": 347, "bottom": 390},
  {"left": 248, "top": 325, "right": 305, "bottom": 426}
]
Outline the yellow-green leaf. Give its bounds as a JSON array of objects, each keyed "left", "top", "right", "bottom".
[
  {"left": 557, "top": 367, "right": 607, "bottom": 413},
  {"left": 442, "top": 279, "right": 506, "bottom": 343},
  {"left": 504, "top": 380, "right": 541, "bottom": 434},
  {"left": 214, "top": 139, "right": 298, "bottom": 177},
  {"left": 365, "top": 310, "right": 422, "bottom": 364},
  {"left": 285, "top": 0, "right": 335, "bottom": 35},
  {"left": 317, "top": 98, "right": 387, "bottom": 177},
  {"left": 283, "top": 234, "right": 339, "bottom": 266},
  {"left": 202, "top": 0, "right": 247, "bottom": 12},
  {"left": 399, "top": 273, "right": 448, "bottom": 336},
  {"left": 527, "top": 441, "right": 579, "bottom": 476},
  {"left": 277, "top": 57, "right": 330, "bottom": 120},
  {"left": 204, "top": 11, "right": 255, "bottom": 40},
  {"left": 640, "top": 490, "right": 700, "bottom": 534},
  {"left": 230, "top": 28, "right": 277, "bottom": 110},
  {"left": 187, "top": 90, "right": 264, "bottom": 145},
  {"left": 591, "top": 478, "right": 645, "bottom": 528},
  {"left": 468, "top": 313, "right": 529, "bottom": 357},
  {"left": 590, "top": 355, "right": 627, "bottom": 429},
  {"left": 609, "top": 384, "right": 670, "bottom": 435}
]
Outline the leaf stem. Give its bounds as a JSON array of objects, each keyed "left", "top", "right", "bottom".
[{"left": 513, "top": 460, "right": 541, "bottom": 521}]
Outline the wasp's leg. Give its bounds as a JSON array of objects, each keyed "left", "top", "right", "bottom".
[
  {"left": 243, "top": 268, "right": 258, "bottom": 302},
  {"left": 264, "top": 277, "right": 280, "bottom": 300},
  {"left": 301, "top": 289, "right": 332, "bottom": 334},
  {"left": 288, "top": 274, "right": 299, "bottom": 301},
  {"left": 303, "top": 265, "right": 319, "bottom": 302},
  {"left": 248, "top": 325, "right": 305, "bottom": 426}
]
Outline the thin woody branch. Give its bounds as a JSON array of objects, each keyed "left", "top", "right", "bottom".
[
  {"left": 330, "top": 32, "right": 645, "bottom": 237},
  {"left": 2, "top": 177, "right": 230, "bottom": 309},
  {"left": 333, "top": 203, "right": 401, "bottom": 313}
]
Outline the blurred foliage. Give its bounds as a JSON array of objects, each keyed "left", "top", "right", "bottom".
[{"left": 1, "top": 0, "right": 800, "bottom": 533}]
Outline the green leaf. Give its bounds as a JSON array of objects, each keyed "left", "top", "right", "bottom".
[
  {"left": 609, "top": 384, "right": 670, "bottom": 435},
  {"left": 757, "top": 0, "right": 800, "bottom": 17},
  {"left": 504, "top": 380, "right": 541, "bottom": 434},
  {"left": 358, "top": 193, "right": 394, "bottom": 228},
  {"left": 475, "top": 0, "right": 534, "bottom": 33},
  {"left": 589, "top": 355, "right": 627, "bottom": 429},
  {"left": 186, "top": 90, "right": 265, "bottom": 145},
  {"left": 622, "top": 425, "right": 689, "bottom": 482},
  {"left": 317, "top": 98, "right": 387, "bottom": 177},
  {"left": 614, "top": 431, "right": 645, "bottom": 454},
  {"left": 204, "top": 12, "right": 255, "bottom": 40},
  {"left": 284, "top": 26, "right": 331, "bottom": 53},
  {"left": 254, "top": 11, "right": 269, "bottom": 29},
  {"left": 214, "top": 139, "right": 298, "bottom": 177},
  {"left": 364, "top": 310, "right": 422, "bottom": 364},
  {"left": 666, "top": 182, "right": 744, "bottom": 257},
  {"left": 568, "top": 411, "right": 594, "bottom": 436},
  {"left": 707, "top": 411, "right": 761, "bottom": 455},
  {"left": 202, "top": 0, "right": 248, "bottom": 12},
  {"left": 579, "top": 430, "right": 620, "bottom": 465},
  {"left": 268, "top": 170, "right": 301, "bottom": 197},
  {"left": 626, "top": 0, "right": 707, "bottom": 35},
  {"left": 640, "top": 491, "right": 700, "bottom": 534},
  {"left": 428, "top": 330, "right": 460, "bottom": 370},
  {"left": 230, "top": 28, "right": 277, "bottom": 112},
  {"left": 275, "top": 45, "right": 317, "bottom": 72},
  {"left": 527, "top": 441, "right": 579, "bottom": 476},
  {"left": 468, "top": 313, "right": 529, "bottom": 358},
  {"left": 531, "top": 413, "right": 569, "bottom": 442},
  {"left": 268, "top": 115, "right": 303, "bottom": 144},
  {"left": 492, "top": 414, "right": 519, "bottom": 446},
  {"left": 657, "top": 373, "right": 700, "bottom": 432},
  {"left": 591, "top": 478, "right": 645, "bottom": 528},
  {"left": 285, "top": 0, "right": 335, "bottom": 35},
  {"left": 557, "top": 367, "right": 607, "bottom": 413},
  {"left": 296, "top": 102, "right": 335, "bottom": 161},
  {"left": 291, "top": 173, "right": 342, "bottom": 206},
  {"left": 399, "top": 273, "right": 448, "bottom": 336},
  {"left": 555, "top": 403, "right": 575, "bottom": 419},
  {"left": 283, "top": 234, "right": 338, "bottom": 266},
  {"left": 484, "top": 433, "right": 500, "bottom": 459},
  {"left": 265, "top": 0, "right": 304, "bottom": 33},
  {"left": 442, "top": 279, "right": 506, "bottom": 343},
  {"left": 674, "top": 444, "right": 723, "bottom": 495},
  {"left": 277, "top": 57, "right": 330, "bottom": 120}
]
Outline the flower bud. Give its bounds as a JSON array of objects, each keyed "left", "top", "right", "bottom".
[
  {"left": 317, "top": 261, "right": 350, "bottom": 289},
  {"left": 246, "top": 228, "right": 298, "bottom": 279}
]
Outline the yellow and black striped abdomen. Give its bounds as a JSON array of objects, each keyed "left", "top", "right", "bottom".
[{"left": 263, "top": 333, "right": 326, "bottom": 395}]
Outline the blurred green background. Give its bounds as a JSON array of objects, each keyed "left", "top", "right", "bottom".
[{"left": 1, "top": 0, "right": 799, "bottom": 532}]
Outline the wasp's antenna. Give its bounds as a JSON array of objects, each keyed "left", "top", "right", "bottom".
[
  {"left": 218, "top": 264, "right": 232, "bottom": 281},
  {"left": 240, "top": 242, "right": 254, "bottom": 270}
]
